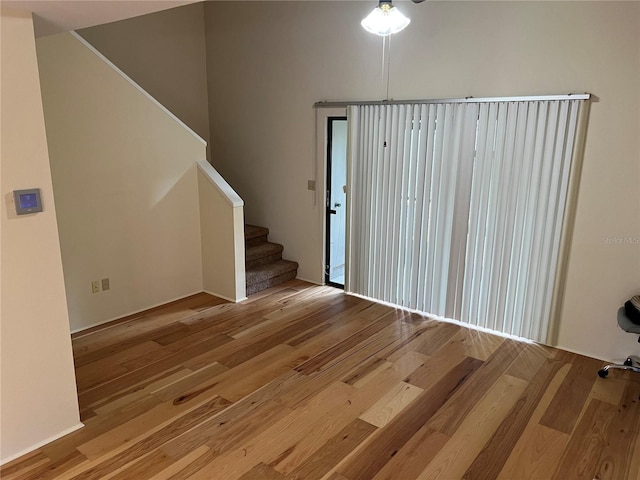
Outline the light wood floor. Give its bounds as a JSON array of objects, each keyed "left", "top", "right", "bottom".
[{"left": 3, "top": 280, "right": 640, "bottom": 480}]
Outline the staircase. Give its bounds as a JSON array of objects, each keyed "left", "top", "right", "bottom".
[{"left": 245, "top": 225, "right": 298, "bottom": 296}]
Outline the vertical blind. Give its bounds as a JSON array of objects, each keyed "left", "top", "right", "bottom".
[{"left": 346, "top": 99, "right": 583, "bottom": 343}]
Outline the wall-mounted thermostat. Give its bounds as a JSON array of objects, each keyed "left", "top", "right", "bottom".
[{"left": 13, "top": 188, "right": 43, "bottom": 215}]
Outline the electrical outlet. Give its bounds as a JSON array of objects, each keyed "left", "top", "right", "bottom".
[
  {"left": 102, "top": 278, "right": 110, "bottom": 291},
  {"left": 307, "top": 180, "right": 316, "bottom": 191},
  {"left": 91, "top": 280, "right": 100, "bottom": 294}
]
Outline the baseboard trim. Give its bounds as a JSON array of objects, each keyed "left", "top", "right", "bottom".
[
  {"left": 0, "top": 423, "right": 84, "bottom": 466},
  {"left": 295, "top": 276, "right": 323, "bottom": 286},
  {"left": 550, "top": 344, "right": 609, "bottom": 364},
  {"left": 202, "top": 290, "right": 247, "bottom": 303}
]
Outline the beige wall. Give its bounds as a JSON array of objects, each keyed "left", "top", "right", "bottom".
[
  {"left": 0, "top": 8, "right": 81, "bottom": 463},
  {"left": 205, "top": 1, "right": 640, "bottom": 361},
  {"left": 36, "top": 32, "right": 206, "bottom": 332},
  {"left": 78, "top": 3, "right": 211, "bottom": 160}
]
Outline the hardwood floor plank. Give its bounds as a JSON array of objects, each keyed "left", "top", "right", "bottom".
[
  {"left": 238, "top": 463, "right": 286, "bottom": 480},
  {"left": 240, "top": 292, "right": 373, "bottom": 346},
  {"left": 402, "top": 330, "right": 468, "bottom": 389},
  {"left": 156, "top": 398, "right": 290, "bottom": 464},
  {"left": 370, "top": 426, "right": 449, "bottom": 480},
  {"left": 67, "top": 396, "right": 232, "bottom": 480},
  {"left": 218, "top": 299, "right": 359, "bottom": 368},
  {"left": 150, "top": 362, "right": 229, "bottom": 403},
  {"left": 593, "top": 381, "right": 640, "bottom": 480},
  {"left": 77, "top": 400, "right": 188, "bottom": 460},
  {"left": 552, "top": 399, "right": 618, "bottom": 480},
  {"left": 261, "top": 288, "right": 345, "bottom": 323},
  {"left": 77, "top": 334, "right": 233, "bottom": 408},
  {"left": 268, "top": 382, "right": 387, "bottom": 475},
  {"left": 160, "top": 373, "right": 302, "bottom": 460},
  {"left": 73, "top": 325, "right": 167, "bottom": 368},
  {"left": 539, "top": 352, "right": 603, "bottom": 434},
  {"left": 76, "top": 378, "right": 232, "bottom": 462},
  {"left": 0, "top": 451, "right": 50, "bottom": 480},
  {"left": 337, "top": 357, "right": 483, "bottom": 480},
  {"left": 495, "top": 363, "right": 571, "bottom": 480},
  {"left": 288, "top": 303, "right": 396, "bottom": 365},
  {"left": 381, "top": 319, "right": 457, "bottom": 361},
  {"left": 343, "top": 350, "right": 425, "bottom": 392},
  {"left": 70, "top": 293, "right": 219, "bottom": 340},
  {"left": 72, "top": 294, "right": 224, "bottom": 359},
  {"left": 359, "top": 381, "right": 424, "bottom": 428},
  {"left": 147, "top": 446, "right": 210, "bottom": 480},
  {"left": 341, "top": 357, "right": 389, "bottom": 386},
  {"left": 182, "top": 382, "right": 359, "bottom": 480},
  {"left": 236, "top": 280, "right": 309, "bottom": 305},
  {"left": 279, "top": 323, "right": 420, "bottom": 409},
  {"left": 589, "top": 374, "right": 627, "bottom": 406},
  {"left": 497, "top": 424, "right": 569, "bottom": 480},
  {"left": 628, "top": 417, "right": 640, "bottom": 480},
  {"left": 75, "top": 340, "right": 163, "bottom": 391},
  {"left": 326, "top": 473, "right": 351, "bottom": 480},
  {"left": 39, "top": 394, "right": 164, "bottom": 463},
  {"left": 198, "top": 297, "right": 348, "bottom": 368},
  {"left": 286, "top": 419, "right": 377, "bottom": 480},
  {"left": 151, "top": 318, "right": 237, "bottom": 347},
  {"left": 9, "top": 281, "right": 640, "bottom": 480},
  {"left": 280, "top": 322, "right": 332, "bottom": 346},
  {"left": 294, "top": 314, "right": 397, "bottom": 375},
  {"left": 117, "top": 331, "right": 233, "bottom": 373},
  {"left": 159, "top": 448, "right": 220, "bottom": 480},
  {"left": 183, "top": 288, "right": 305, "bottom": 338},
  {"left": 414, "top": 322, "right": 461, "bottom": 356},
  {"left": 425, "top": 338, "right": 523, "bottom": 436},
  {"left": 504, "top": 342, "right": 553, "bottom": 381},
  {"left": 14, "top": 450, "right": 87, "bottom": 480},
  {"left": 415, "top": 374, "right": 527, "bottom": 480},
  {"left": 202, "top": 400, "right": 293, "bottom": 454},
  {"left": 206, "top": 375, "right": 382, "bottom": 479},
  {"left": 107, "top": 449, "right": 176, "bottom": 480},
  {"left": 213, "top": 345, "right": 309, "bottom": 403},
  {"left": 462, "top": 358, "right": 565, "bottom": 480},
  {"left": 461, "top": 328, "right": 506, "bottom": 362},
  {"left": 92, "top": 369, "right": 191, "bottom": 415}
]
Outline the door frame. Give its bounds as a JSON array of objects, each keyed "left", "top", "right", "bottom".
[
  {"left": 324, "top": 116, "right": 348, "bottom": 288},
  {"left": 314, "top": 107, "right": 347, "bottom": 286}
]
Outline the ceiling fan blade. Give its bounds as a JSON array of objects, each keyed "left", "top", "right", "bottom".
[{"left": 411, "top": 0, "right": 427, "bottom": 3}]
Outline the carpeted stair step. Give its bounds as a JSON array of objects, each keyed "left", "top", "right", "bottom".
[
  {"left": 244, "top": 223, "right": 298, "bottom": 296},
  {"left": 246, "top": 241, "right": 284, "bottom": 269},
  {"left": 245, "top": 224, "right": 269, "bottom": 247},
  {"left": 246, "top": 259, "right": 299, "bottom": 296}
]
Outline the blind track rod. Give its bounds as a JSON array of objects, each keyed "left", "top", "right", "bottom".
[{"left": 314, "top": 93, "right": 591, "bottom": 108}]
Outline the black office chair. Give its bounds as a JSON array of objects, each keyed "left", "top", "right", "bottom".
[{"left": 597, "top": 307, "right": 640, "bottom": 378}]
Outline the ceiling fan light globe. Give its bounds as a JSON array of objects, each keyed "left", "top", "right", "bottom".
[{"left": 361, "top": 4, "right": 411, "bottom": 36}]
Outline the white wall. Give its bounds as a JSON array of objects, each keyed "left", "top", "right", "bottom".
[
  {"left": 78, "top": 3, "right": 211, "bottom": 160},
  {"left": 204, "top": 1, "right": 640, "bottom": 362},
  {"left": 36, "top": 32, "right": 207, "bottom": 332},
  {"left": 0, "top": 7, "right": 81, "bottom": 463}
]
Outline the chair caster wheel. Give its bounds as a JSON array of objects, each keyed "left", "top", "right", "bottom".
[
  {"left": 598, "top": 369, "right": 609, "bottom": 378},
  {"left": 624, "top": 357, "right": 633, "bottom": 366}
]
